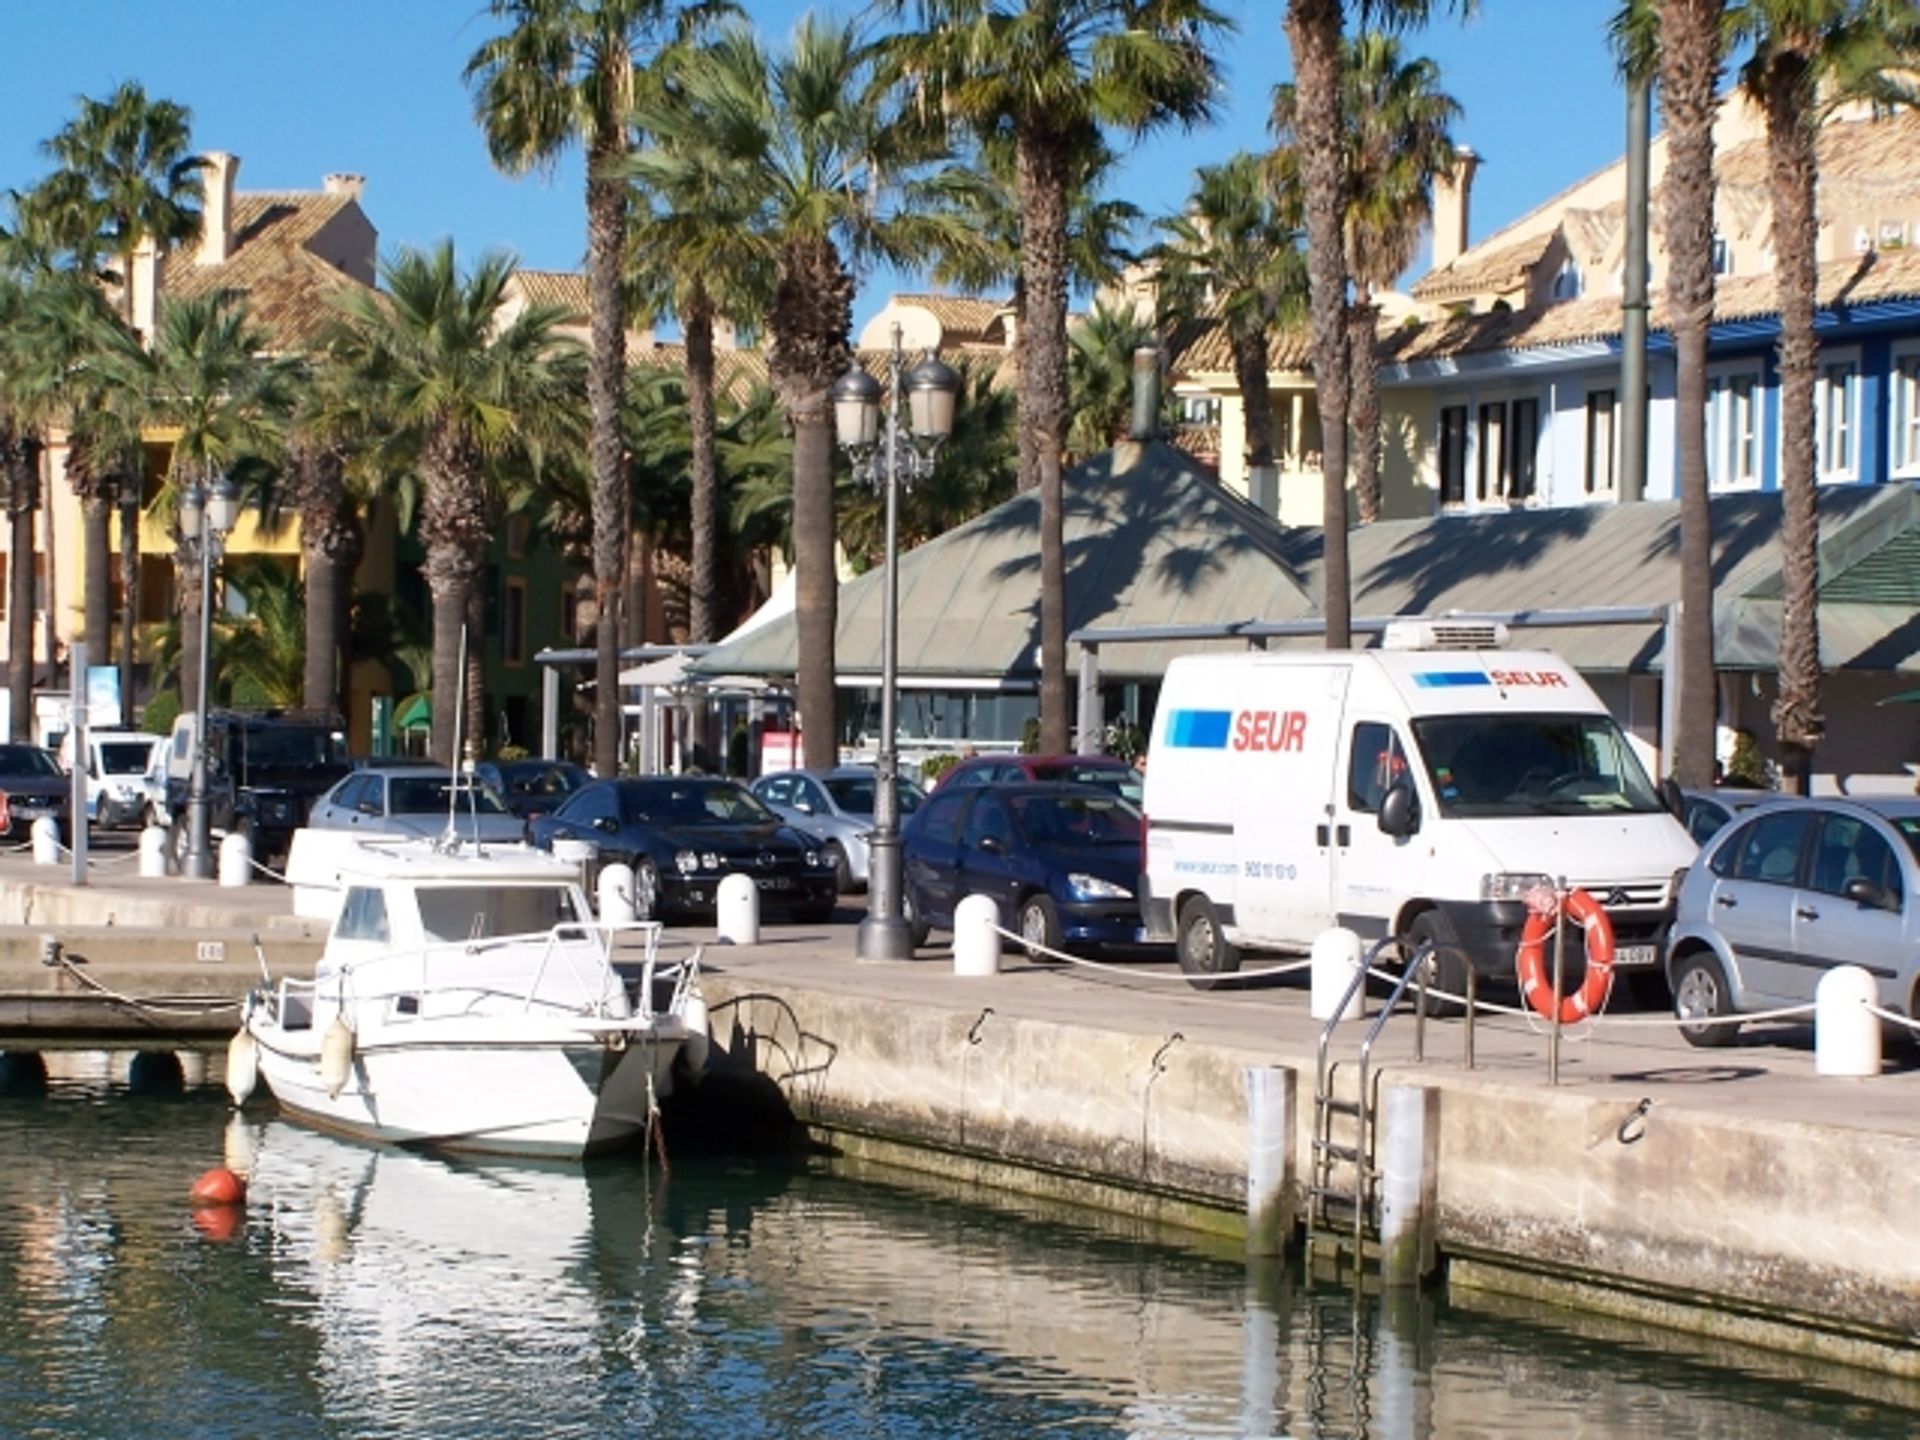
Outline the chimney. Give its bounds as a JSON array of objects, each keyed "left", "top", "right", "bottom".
[
  {"left": 1129, "top": 345, "right": 1161, "bottom": 441},
  {"left": 1430, "top": 147, "right": 1478, "bottom": 271},
  {"left": 324, "top": 173, "right": 365, "bottom": 202},
  {"left": 130, "top": 238, "right": 159, "bottom": 341},
  {"left": 197, "top": 151, "right": 239, "bottom": 267}
]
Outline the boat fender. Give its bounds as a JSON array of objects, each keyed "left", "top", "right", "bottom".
[
  {"left": 189, "top": 1166, "right": 247, "bottom": 1208},
  {"left": 681, "top": 991, "right": 711, "bottom": 1075},
  {"left": 319, "top": 1017, "right": 356, "bottom": 1098},
  {"left": 225, "top": 1029, "right": 259, "bottom": 1106}
]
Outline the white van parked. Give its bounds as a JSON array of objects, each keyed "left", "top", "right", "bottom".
[
  {"left": 1139, "top": 623, "right": 1697, "bottom": 999},
  {"left": 56, "top": 730, "right": 164, "bottom": 831}
]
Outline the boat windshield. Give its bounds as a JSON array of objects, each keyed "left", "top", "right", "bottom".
[
  {"left": 416, "top": 884, "right": 586, "bottom": 943},
  {"left": 1409, "top": 712, "right": 1664, "bottom": 818},
  {"left": 390, "top": 778, "right": 511, "bottom": 815}
]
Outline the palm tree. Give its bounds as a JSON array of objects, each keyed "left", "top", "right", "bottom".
[
  {"left": 627, "top": 19, "right": 931, "bottom": 770},
  {"left": 1613, "top": 0, "right": 1724, "bottom": 788},
  {"left": 1281, "top": 0, "right": 1470, "bottom": 646},
  {"left": 1276, "top": 32, "right": 1460, "bottom": 524},
  {"left": 621, "top": 55, "right": 773, "bottom": 646},
  {"left": 137, "top": 291, "right": 298, "bottom": 718},
  {"left": 0, "top": 274, "right": 48, "bottom": 738},
  {"left": 331, "top": 243, "right": 583, "bottom": 763},
  {"left": 1731, "top": 0, "right": 1920, "bottom": 792},
  {"left": 1067, "top": 300, "right": 1161, "bottom": 460},
  {"left": 35, "top": 80, "right": 203, "bottom": 328},
  {"left": 216, "top": 557, "right": 308, "bottom": 708},
  {"left": 1153, "top": 152, "right": 1306, "bottom": 499},
  {"left": 466, "top": 0, "right": 719, "bottom": 776},
  {"left": 899, "top": 0, "right": 1228, "bottom": 754}
]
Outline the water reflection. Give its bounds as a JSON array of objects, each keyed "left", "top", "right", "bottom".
[{"left": 0, "top": 1076, "right": 1915, "bottom": 1439}]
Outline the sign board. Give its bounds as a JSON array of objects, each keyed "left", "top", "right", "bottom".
[
  {"left": 86, "top": 666, "right": 120, "bottom": 727},
  {"left": 759, "top": 728, "right": 798, "bottom": 776}
]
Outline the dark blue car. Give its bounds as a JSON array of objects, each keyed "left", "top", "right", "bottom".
[{"left": 901, "top": 782, "right": 1154, "bottom": 957}]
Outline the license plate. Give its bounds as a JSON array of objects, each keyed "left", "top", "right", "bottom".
[
  {"left": 755, "top": 876, "right": 792, "bottom": 891},
  {"left": 1614, "top": 945, "right": 1658, "bottom": 969}
]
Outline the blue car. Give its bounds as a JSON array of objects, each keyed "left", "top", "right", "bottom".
[{"left": 901, "top": 782, "right": 1154, "bottom": 957}]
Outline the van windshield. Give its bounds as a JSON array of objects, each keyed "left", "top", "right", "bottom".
[{"left": 1410, "top": 713, "right": 1664, "bottom": 818}]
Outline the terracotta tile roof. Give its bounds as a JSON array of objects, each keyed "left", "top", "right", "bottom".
[
  {"left": 1170, "top": 310, "right": 1315, "bottom": 378},
  {"left": 159, "top": 192, "right": 370, "bottom": 350},
  {"left": 511, "top": 269, "right": 590, "bottom": 321},
  {"left": 1382, "top": 245, "right": 1920, "bottom": 365},
  {"left": 893, "top": 293, "right": 1011, "bottom": 345},
  {"left": 1410, "top": 230, "right": 1554, "bottom": 301},
  {"left": 1715, "top": 109, "right": 1920, "bottom": 212},
  {"left": 631, "top": 343, "right": 770, "bottom": 407},
  {"left": 1561, "top": 204, "right": 1622, "bottom": 264}
]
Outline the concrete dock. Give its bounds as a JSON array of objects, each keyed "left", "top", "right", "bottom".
[{"left": 1, "top": 844, "right": 1915, "bottom": 1373}]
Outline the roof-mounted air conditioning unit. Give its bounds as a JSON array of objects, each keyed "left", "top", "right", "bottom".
[{"left": 1381, "top": 618, "right": 1511, "bottom": 651}]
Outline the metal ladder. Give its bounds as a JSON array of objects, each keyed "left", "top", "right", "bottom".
[{"left": 1306, "top": 935, "right": 1442, "bottom": 1282}]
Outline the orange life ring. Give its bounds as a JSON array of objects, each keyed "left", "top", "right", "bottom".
[{"left": 1515, "top": 887, "right": 1615, "bottom": 1023}]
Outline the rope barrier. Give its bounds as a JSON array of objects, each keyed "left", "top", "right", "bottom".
[
  {"left": 985, "top": 921, "right": 1315, "bottom": 984},
  {"left": 48, "top": 954, "right": 242, "bottom": 1018}
]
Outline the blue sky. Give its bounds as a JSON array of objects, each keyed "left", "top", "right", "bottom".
[{"left": 0, "top": 1, "right": 1630, "bottom": 330}]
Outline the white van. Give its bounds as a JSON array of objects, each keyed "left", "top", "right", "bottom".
[
  {"left": 57, "top": 730, "right": 164, "bottom": 830},
  {"left": 1139, "top": 624, "right": 1697, "bottom": 996}
]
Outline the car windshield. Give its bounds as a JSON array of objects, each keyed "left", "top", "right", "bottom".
[
  {"left": 389, "top": 777, "right": 509, "bottom": 815},
  {"left": 1030, "top": 761, "right": 1143, "bottom": 804},
  {"left": 1410, "top": 713, "right": 1664, "bottom": 817},
  {"left": 1893, "top": 816, "right": 1920, "bottom": 865},
  {"left": 501, "top": 764, "right": 585, "bottom": 798},
  {"left": 632, "top": 782, "right": 773, "bottom": 825},
  {"left": 98, "top": 742, "right": 155, "bottom": 775},
  {"left": 1009, "top": 791, "right": 1142, "bottom": 845},
  {"left": 0, "top": 746, "right": 61, "bottom": 778},
  {"left": 824, "top": 775, "right": 925, "bottom": 816}
]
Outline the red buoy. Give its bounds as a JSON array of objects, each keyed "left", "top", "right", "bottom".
[{"left": 189, "top": 1166, "right": 248, "bottom": 1208}]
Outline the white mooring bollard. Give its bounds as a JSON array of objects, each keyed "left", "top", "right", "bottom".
[
  {"left": 598, "top": 862, "right": 636, "bottom": 926},
  {"left": 218, "top": 832, "right": 253, "bottom": 887},
  {"left": 1815, "top": 964, "right": 1881, "bottom": 1077},
  {"left": 1310, "top": 926, "right": 1365, "bottom": 1021},
  {"left": 138, "top": 825, "right": 171, "bottom": 878},
  {"left": 953, "top": 893, "right": 1001, "bottom": 977},
  {"left": 30, "top": 817, "right": 59, "bottom": 865},
  {"left": 716, "top": 872, "right": 759, "bottom": 945}
]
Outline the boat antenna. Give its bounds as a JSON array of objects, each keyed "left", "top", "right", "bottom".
[{"left": 442, "top": 624, "right": 468, "bottom": 853}]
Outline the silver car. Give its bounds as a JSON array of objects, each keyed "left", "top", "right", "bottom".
[
  {"left": 1666, "top": 795, "right": 1920, "bottom": 1047},
  {"left": 750, "top": 766, "right": 926, "bottom": 893},
  {"left": 309, "top": 766, "right": 528, "bottom": 845}
]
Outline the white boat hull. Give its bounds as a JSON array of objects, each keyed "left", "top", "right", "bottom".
[{"left": 249, "top": 1015, "right": 690, "bottom": 1159}]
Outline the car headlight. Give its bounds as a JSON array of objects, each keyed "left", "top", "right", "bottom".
[
  {"left": 1068, "top": 872, "right": 1131, "bottom": 901},
  {"left": 1670, "top": 867, "right": 1689, "bottom": 900},
  {"left": 1481, "top": 872, "right": 1554, "bottom": 903},
  {"left": 675, "top": 849, "right": 700, "bottom": 875},
  {"left": 702, "top": 851, "right": 724, "bottom": 871}
]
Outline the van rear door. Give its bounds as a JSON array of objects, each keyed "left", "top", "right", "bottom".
[{"left": 1228, "top": 664, "right": 1349, "bottom": 947}]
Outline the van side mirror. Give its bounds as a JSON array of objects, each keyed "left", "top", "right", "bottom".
[
  {"left": 1378, "top": 782, "right": 1418, "bottom": 838},
  {"left": 1660, "top": 776, "right": 1683, "bottom": 818}
]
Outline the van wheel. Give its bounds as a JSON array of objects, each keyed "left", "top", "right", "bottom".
[
  {"left": 1176, "top": 896, "right": 1240, "bottom": 991},
  {"left": 1671, "top": 951, "right": 1737, "bottom": 1048},
  {"left": 1405, "top": 912, "right": 1471, "bottom": 1018}
]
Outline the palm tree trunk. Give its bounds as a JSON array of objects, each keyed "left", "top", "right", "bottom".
[
  {"left": 791, "top": 406, "right": 839, "bottom": 771},
  {"left": 1762, "top": 52, "right": 1822, "bottom": 794},
  {"left": 587, "top": 158, "right": 629, "bottom": 779},
  {"left": 465, "top": 578, "right": 487, "bottom": 760},
  {"left": 427, "top": 556, "right": 469, "bottom": 767},
  {"left": 304, "top": 533, "right": 343, "bottom": 715},
  {"left": 118, "top": 491, "right": 138, "bottom": 727},
  {"left": 81, "top": 494, "right": 111, "bottom": 667},
  {"left": 1658, "top": 0, "right": 1725, "bottom": 789},
  {"left": 1018, "top": 129, "right": 1073, "bottom": 754},
  {"left": 1233, "top": 330, "right": 1277, "bottom": 472},
  {"left": 175, "top": 534, "right": 204, "bottom": 727},
  {"left": 1348, "top": 299, "right": 1383, "bottom": 525},
  {"left": 686, "top": 292, "right": 720, "bottom": 643},
  {"left": 5, "top": 436, "right": 36, "bottom": 739},
  {"left": 1285, "top": 0, "right": 1353, "bottom": 649}
]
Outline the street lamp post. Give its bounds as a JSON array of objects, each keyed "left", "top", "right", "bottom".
[
  {"left": 179, "top": 468, "right": 239, "bottom": 881},
  {"left": 832, "top": 327, "right": 959, "bottom": 961}
]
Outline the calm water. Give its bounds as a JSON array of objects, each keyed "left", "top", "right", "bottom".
[{"left": 1, "top": 1060, "right": 1915, "bottom": 1440}]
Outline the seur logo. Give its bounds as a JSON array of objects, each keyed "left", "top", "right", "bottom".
[{"left": 1162, "top": 709, "right": 1309, "bottom": 752}]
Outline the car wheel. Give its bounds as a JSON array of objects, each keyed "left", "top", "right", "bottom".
[
  {"left": 902, "top": 888, "right": 930, "bottom": 950},
  {"left": 823, "top": 841, "right": 852, "bottom": 895},
  {"left": 1405, "top": 911, "right": 1471, "bottom": 1019},
  {"left": 1017, "top": 894, "right": 1062, "bottom": 960},
  {"left": 1176, "top": 894, "right": 1240, "bottom": 991},
  {"left": 630, "top": 858, "right": 660, "bottom": 922},
  {"left": 1671, "top": 951, "right": 1738, "bottom": 1048}
]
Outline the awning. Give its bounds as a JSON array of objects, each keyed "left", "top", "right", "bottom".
[{"left": 394, "top": 694, "right": 431, "bottom": 730}]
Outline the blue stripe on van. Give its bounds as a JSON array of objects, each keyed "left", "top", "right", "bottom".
[
  {"left": 1412, "top": 671, "right": 1491, "bottom": 689},
  {"left": 1165, "top": 709, "right": 1233, "bottom": 748}
]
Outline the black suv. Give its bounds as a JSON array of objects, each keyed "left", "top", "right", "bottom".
[{"left": 164, "top": 708, "right": 351, "bottom": 866}]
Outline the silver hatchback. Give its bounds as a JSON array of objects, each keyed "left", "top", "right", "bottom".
[{"left": 1666, "top": 795, "right": 1920, "bottom": 1046}]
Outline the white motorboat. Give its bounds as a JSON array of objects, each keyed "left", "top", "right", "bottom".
[{"left": 233, "top": 835, "right": 708, "bottom": 1159}]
